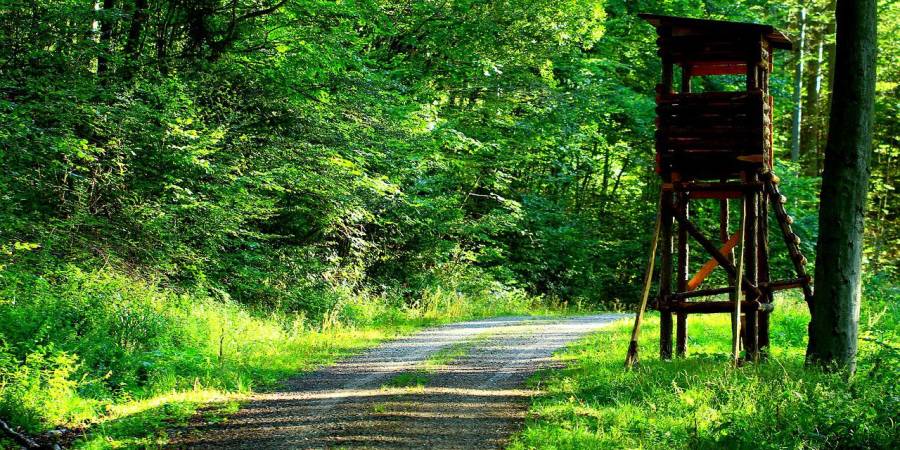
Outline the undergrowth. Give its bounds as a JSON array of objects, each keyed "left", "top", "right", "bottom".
[
  {"left": 511, "top": 276, "right": 899, "bottom": 449},
  {"left": 0, "top": 263, "right": 560, "bottom": 448}
]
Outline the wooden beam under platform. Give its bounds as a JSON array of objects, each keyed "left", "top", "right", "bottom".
[
  {"left": 662, "top": 181, "right": 764, "bottom": 192},
  {"left": 668, "top": 277, "right": 812, "bottom": 301},
  {"left": 669, "top": 300, "right": 775, "bottom": 315}
]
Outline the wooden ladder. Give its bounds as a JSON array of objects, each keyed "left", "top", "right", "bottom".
[{"left": 762, "top": 172, "right": 814, "bottom": 303}]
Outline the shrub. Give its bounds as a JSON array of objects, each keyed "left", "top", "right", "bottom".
[{"left": 0, "top": 346, "right": 97, "bottom": 433}]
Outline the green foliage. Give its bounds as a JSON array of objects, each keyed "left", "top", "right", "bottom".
[
  {"left": 0, "top": 0, "right": 897, "bottom": 444},
  {"left": 0, "top": 261, "right": 552, "bottom": 437},
  {"left": 511, "top": 280, "right": 900, "bottom": 449},
  {"left": 0, "top": 346, "right": 96, "bottom": 434}
]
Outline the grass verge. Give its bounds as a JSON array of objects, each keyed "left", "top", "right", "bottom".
[
  {"left": 0, "top": 266, "right": 568, "bottom": 449},
  {"left": 510, "top": 291, "right": 899, "bottom": 449}
]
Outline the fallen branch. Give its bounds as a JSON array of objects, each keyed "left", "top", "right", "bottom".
[{"left": 0, "top": 418, "right": 41, "bottom": 449}]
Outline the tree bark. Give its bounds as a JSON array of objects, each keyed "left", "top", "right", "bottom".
[
  {"left": 816, "top": 0, "right": 839, "bottom": 174},
  {"left": 121, "top": 0, "right": 148, "bottom": 80},
  {"left": 97, "top": 0, "right": 115, "bottom": 76},
  {"left": 807, "top": 0, "right": 877, "bottom": 373}
]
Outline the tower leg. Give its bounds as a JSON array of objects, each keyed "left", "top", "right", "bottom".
[
  {"left": 742, "top": 179, "right": 760, "bottom": 361},
  {"left": 675, "top": 314, "right": 687, "bottom": 357},
  {"left": 659, "top": 191, "right": 674, "bottom": 360},
  {"left": 720, "top": 196, "right": 738, "bottom": 350},
  {"left": 758, "top": 187, "right": 772, "bottom": 356},
  {"left": 675, "top": 192, "right": 689, "bottom": 357}
]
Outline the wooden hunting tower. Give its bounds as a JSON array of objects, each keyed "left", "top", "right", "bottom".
[{"left": 628, "top": 14, "right": 814, "bottom": 363}]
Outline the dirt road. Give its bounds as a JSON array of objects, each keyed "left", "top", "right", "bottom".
[{"left": 168, "top": 314, "right": 624, "bottom": 449}]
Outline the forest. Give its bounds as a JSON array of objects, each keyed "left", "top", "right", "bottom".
[{"left": 0, "top": 0, "right": 897, "bottom": 448}]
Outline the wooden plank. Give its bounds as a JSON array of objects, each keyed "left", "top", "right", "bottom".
[
  {"left": 670, "top": 300, "right": 773, "bottom": 314},
  {"left": 737, "top": 155, "right": 766, "bottom": 163},
  {"left": 664, "top": 124, "right": 770, "bottom": 135},
  {"left": 663, "top": 138, "right": 765, "bottom": 150},
  {"left": 763, "top": 276, "right": 810, "bottom": 291},
  {"left": 690, "top": 64, "right": 746, "bottom": 76},
  {"left": 689, "top": 190, "right": 743, "bottom": 199},
  {"left": 662, "top": 181, "right": 763, "bottom": 192},
  {"left": 658, "top": 115, "right": 767, "bottom": 130},
  {"left": 670, "top": 285, "right": 732, "bottom": 301},
  {"left": 669, "top": 277, "right": 810, "bottom": 301},
  {"left": 686, "top": 231, "right": 741, "bottom": 291},
  {"left": 656, "top": 90, "right": 764, "bottom": 102}
]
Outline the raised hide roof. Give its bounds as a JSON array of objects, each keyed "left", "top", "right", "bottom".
[{"left": 638, "top": 13, "right": 792, "bottom": 50}]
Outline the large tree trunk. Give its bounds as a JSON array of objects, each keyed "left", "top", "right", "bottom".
[
  {"left": 807, "top": 0, "right": 877, "bottom": 373},
  {"left": 815, "top": 0, "right": 839, "bottom": 175}
]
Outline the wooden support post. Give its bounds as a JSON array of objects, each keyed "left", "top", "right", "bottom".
[
  {"left": 681, "top": 64, "right": 692, "bottom": 94},
  {"left": 676, "top": 193, "right": 689, "bottom": 357},
  {"left": 675, "top": 66, "right": 691, "bottom": 358},
  {"left": 660, "top": 28, "right": 674, "bottom": 95},
  {"left": 733, "top": 197, "right": 746, "bottom": 364},
  {"left": 721, "top": 192, "right": 737, "bottom": 344},
  {"left": 758, "top": 188, "right": 772, "bottom": 355},
  {"left": 747, "top": 55, "right": 759, "bottom": 91},
  {"left": 660, "top": 191, "right": 674, "bottom": 360},
  {"left": 658, "top": 45, "right": 675, "bottom": 361},
  {"left": 743, "top": 176, "right": 760, "bottom": 361}
]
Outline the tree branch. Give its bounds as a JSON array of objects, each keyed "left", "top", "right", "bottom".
[{"left": 0, "top": 418, "right": 41, "bottom": 449}]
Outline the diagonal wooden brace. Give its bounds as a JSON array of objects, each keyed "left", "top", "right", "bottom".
[
  {"left": 686, "top": 231, "right": 740, "bottom": 291},
  {"left": 674, "top": 215, "right": 761, "bottom": 299}
]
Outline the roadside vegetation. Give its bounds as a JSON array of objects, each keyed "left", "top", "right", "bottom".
[
  {"left": 0, "top": 263, "right": 555, "bottom": 448},
  {"left": 0, "top": 0, "right": 897, "bottom": 448},
  {"left": 511, "top": 277, "right": 899, "bottom": 449}
]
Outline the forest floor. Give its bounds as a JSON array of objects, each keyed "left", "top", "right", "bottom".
[
  {"left": 508, "top": 297, "right": 899, "bottom": 449},
  {"left": 164, "top": 314, "right": 624, "bottom": 449}
]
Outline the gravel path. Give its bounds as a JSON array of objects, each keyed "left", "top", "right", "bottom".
[{"left": 168, "top": 314, "right": 624, "bottom": 449}]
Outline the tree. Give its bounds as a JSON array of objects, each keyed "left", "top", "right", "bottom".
[
  {"left": 790, "top": 7, "right": 806, "bottom": 162},
  {"left": 807, "top": 0, "right": 877, "bottom": 372}
]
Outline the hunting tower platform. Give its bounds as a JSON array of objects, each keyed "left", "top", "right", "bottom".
[{"left": 627, "top": 14, "right": 813, "bottom": 364}]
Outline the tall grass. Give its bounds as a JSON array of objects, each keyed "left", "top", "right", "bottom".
[
  {"left": 0, "top": 263, "right": 555, "bottom": 447},
  {"left": 510, "top": 279, "right": 899, "bottom": 449}
]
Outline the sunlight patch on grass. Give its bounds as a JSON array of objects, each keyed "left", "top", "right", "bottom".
[{"left": 510, "top": 296, "right": 899, "bottom": 449}]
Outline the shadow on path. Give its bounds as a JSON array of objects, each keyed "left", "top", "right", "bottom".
[{"left": 168, "top": 314, "right": 625, "bottom": 449}]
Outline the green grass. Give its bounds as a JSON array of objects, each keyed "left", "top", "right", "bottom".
[
  {"left": 510, "top": 291, "right": 899, "bottom": 450},
  {"left": 0, "top": 266, "right": 566, "bottom": 449},
  {"left": 381, "top": 331, "right": 491, "bottom": 390},
  {"left": 382, "top": 372, "right": 431, "bottom": 390}
]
